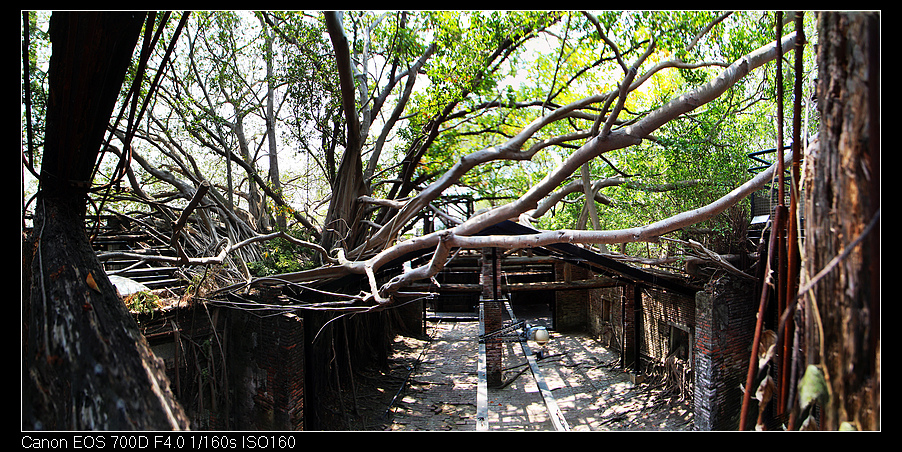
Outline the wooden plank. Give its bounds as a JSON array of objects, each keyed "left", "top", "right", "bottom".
[
  {"left": 476, "top": 303, "right": 489, "bottom": 431},
  {"left": 409, "top": 278, "right": 621, "bottom": 292}
]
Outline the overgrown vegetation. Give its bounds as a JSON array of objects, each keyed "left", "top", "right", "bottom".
[
  {"left": 123, "top": 291, "right": 161, "bottom": 316},
  {"left": 21, "top": 10, "right": 819, "bottom": 307},
  {"left": 247, "top": 233, "right": 319, "bottom": 276}
]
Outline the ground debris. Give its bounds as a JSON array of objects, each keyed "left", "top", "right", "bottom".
[{"left": 348, "top": 318, "right": 693, "bottom": 431}]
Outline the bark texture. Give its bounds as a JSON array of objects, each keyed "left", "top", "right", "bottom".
[
  {"left": 322, "top": 11, "right": 369, "bottom": 255},
  {"left": 804, "top": 11, "right": 880, "bottom": 431},
  {"left": 25, "top": 200, "right": 189, "bottom": 430},
  {"left": 23, "top": 12, "right": 189, "bottom": 430}
]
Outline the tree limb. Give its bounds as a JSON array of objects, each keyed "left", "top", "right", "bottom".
[
  {"left": 238, "top": 30, "right": 801, "bottom": 307},
  {"left": 368, "top": 148, "right": 795, "bottom": 299},
  {"left": 98, "top": 230, "right": 336, "bottom": 267}
]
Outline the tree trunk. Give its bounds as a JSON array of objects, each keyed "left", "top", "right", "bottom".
[
  {"left": 23, "top": 11, "right": 189, "bottom": 430},
  {"left": 233, "top": 114, "right": 269, "bottom": 231},
  {"left": 25, "top": 200, "right": 188, "bottom": 430},
  {"left": 322, "top": 12, "right": 369, "bottom": 254},
  {"left": 803, "top": 11, "right": 880, "bottom": 431},
  {"left": 261, "top": 17, "right": 286, "bottom": 231}
]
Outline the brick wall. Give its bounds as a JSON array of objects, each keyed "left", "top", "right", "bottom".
[
  {"left": 391, "top": 296, "right": 425, "bottom": 337},
  {"left": 694, "top": 275, "right": 757, "bottom": 430},
  {"left": 639, "top": 287, "right": 695, "bottom": 362},
  {"left": 621, "top": 284, "right": 640, "bottom": 370},
  {"left": 554, "top": 263, "right": 589, "bottom": 331},
  {"left": 587, "top": 285, "right": 605, "bottom": 336},
  {"left": 589, "top": 286, "right": 623, "bottom": 349},
  {"left": 480, "top": 248, "right": 503, "bottom": 387},
  {"left": 228, "top": 307, "right": 305, "bottom": 431},
  {"left": 141, "top": 304, "right": 222, "bottom": 429}
]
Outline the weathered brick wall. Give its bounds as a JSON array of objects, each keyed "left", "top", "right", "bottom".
[
  {"left": 639, "top": 287, "right": 695, "bottom": 362},
  {"left": 694, "top": 275, "right": 757, "bottom": 431},
  {"left": 621, "top": 284, "right": 639, "bottom": 370},
  {"left": 554, "top": 263, "right": 589, "bottom": 331},
  {"left": 142, "top": 304, "right": 228, "bottom": 429},
  {"left": 587, "top": 286, "right": 604, "bottom": 336},
  {"left": 589, "top": 286, "right": 623, "bottom": 349},
  {"left": 391, "top": 296, "right": 425, "bottom": 337},
  {"left": 229, "top": 308, "right": 305, "bottom": 431},
  {"left": 480, "top": 248, "right": 503, "bottom": 387}
]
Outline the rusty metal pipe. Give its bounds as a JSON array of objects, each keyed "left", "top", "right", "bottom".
[
  {"left": 740, "top": 205, "right": 784, "bottom": 430},
  {"left": 780, "top": 11, "right": 806, "bottom": 416},
  {"left": 740, "top": 12, "right": 787, "bottom": 430}
]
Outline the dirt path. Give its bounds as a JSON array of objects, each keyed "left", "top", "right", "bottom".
[{"left": 365, "top": 316, "right": 694, "bottom": 431}]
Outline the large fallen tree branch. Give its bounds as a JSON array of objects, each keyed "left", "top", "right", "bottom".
[
  {"left": 361, "top": 147, "right": 797, "bottom": 301},
  {"left": 352, "top": 31, "right": 798, "bottom": 259},
  {"left": 142, "top": 31, "right": 800, "bottom": 310},
  {"left": 249, "top": 143, "right": 798, "bottom": 306}
]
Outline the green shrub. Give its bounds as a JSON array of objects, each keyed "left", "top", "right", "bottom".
[
  {"left": 124, "top": 291, "right": 161, "bottom": 315},
  {"left": 247, "top": 235, "right": 316, "bottom": 276}
]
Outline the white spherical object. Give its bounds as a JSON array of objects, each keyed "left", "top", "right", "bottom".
[{"left": 533, "top": 327, "right": 549, "bottom": 345}]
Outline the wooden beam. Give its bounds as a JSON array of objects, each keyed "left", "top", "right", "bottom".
[
  {"left": 409, "top": 278, "right": 622, "bottom": 293},
  {"left": 476, "top": 303, "right": 489, "bottom": 431},
  {"left": 505, "top": 301, "right": 570, "bottom": 431},
  {"left": 477, "top": 221, "right": 699, "bottom": 296}
]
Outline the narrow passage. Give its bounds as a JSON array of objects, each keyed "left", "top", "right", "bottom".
[{"left": 385, "top": 307, "right": 694, "bottom": 431}]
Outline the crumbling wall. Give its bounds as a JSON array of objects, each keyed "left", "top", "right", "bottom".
[
  {"left": 640, "top": 287, "right": 695, "bottom": 362},
  {"left": 228, "top": 308, "right": 305, "bottom": 431},
  {"left": 589, "top": 286, "right": 622, "bottom": 349},
  {"left": 554, "top": 263, "right": 589, "bottom": 331},
  {"left": 694, "top": 275, "right": 757, "bottom": 430}
]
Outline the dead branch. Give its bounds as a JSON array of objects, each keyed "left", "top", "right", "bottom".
[{"left": 662, "top": 236, "right": 756, "bottom": 280}]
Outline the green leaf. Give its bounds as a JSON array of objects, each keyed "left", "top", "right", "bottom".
[{"left": 798, "top": 364, "right": 829, "bottom": 410}]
